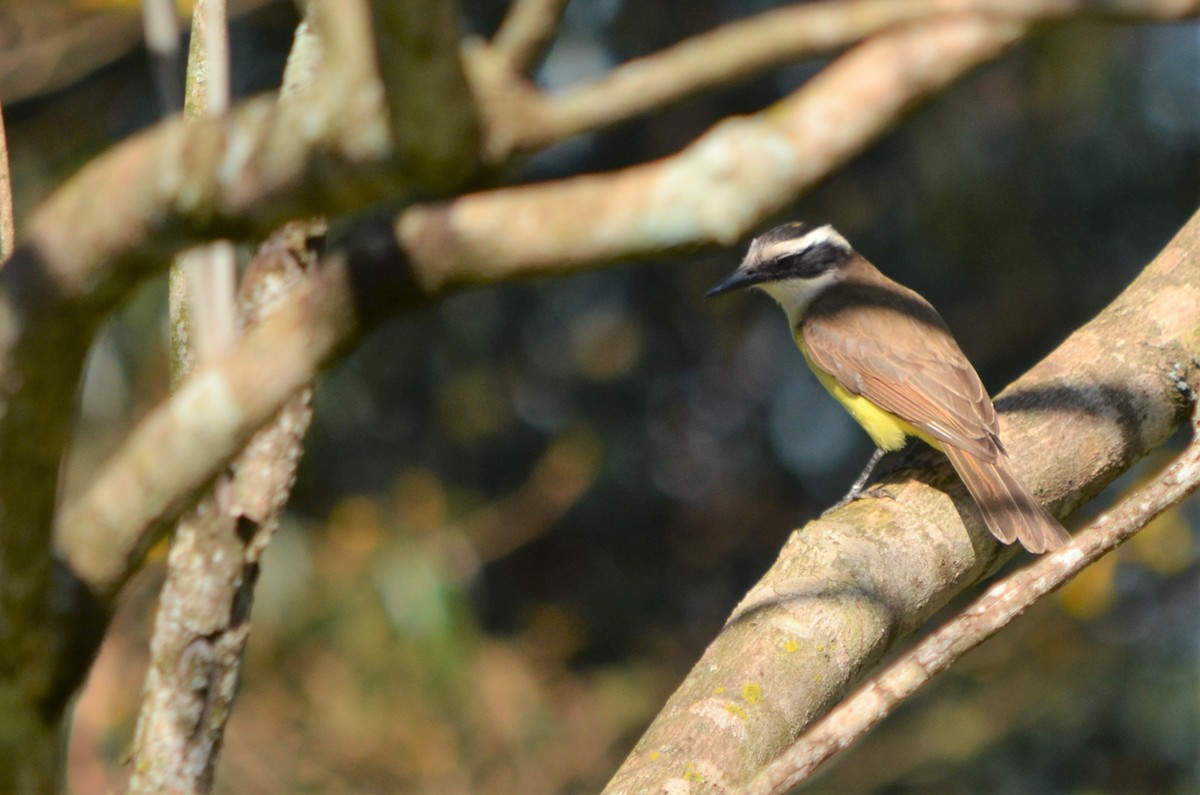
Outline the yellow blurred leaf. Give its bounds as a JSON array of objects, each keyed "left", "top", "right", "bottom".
[
  {"left": 570, "top": 309, "right": 643, "bottom": 381},
  {"left": 437, "top": 367, "right": 514, "bottom": 443},
  {"left": 319, "top": 495, "right": 384, "bottom": 579},
  {"left": 393, "top": 468, "right": 448, "bottom": 536},
  {"left": 1058, "top": 547, "right": 1118, "bottom": 620},
  {"left": 1126, "top": 503, "right": 1195, "bottom": 575}
]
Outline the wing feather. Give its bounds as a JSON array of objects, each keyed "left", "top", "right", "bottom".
[{"left": 800, "top": 277, "right": 1000, "bottom": 462}]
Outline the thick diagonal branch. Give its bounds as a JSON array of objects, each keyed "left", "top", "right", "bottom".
[
  {"left": 748, "top": 380, "right": 1200, "bottom": 794},
  {"left": 600, "top": 211, "right": 1200, "bottom": 793}
]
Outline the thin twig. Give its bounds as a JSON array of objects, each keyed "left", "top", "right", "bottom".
[
  {"left": 0, "top": 98, "right": 13, "bottom": 262},
  {"left": 746, "top": 383, "right": 1200, "bottom": 795},
  {"left": 178, "top": 0, "right": 237, "bottom": 368},
  {"left": 142, "top": 0, "right": 184, "bottom": 113},
  {"left": 491, "top": 0, "right": 569, "bottom": 74},
  {"left": 197, "top": 0, "right": 230, "bottom": 118}
]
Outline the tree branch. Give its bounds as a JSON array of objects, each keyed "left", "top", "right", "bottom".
[
  {"left": 176, "top": 0, "right": 237, "bottom": 373},
  {"left": 127, "top": 3, "right": 315, "bottom": 791},
  {"left": 747, "top": 378, "right": 1200, "bottom": 794},
  {"left": 491, "top": 0, "right": 569, "bottom": 74},
  {"left": 403, "top": 16, "right": 1024, "bottom": 285},
  {"left": 56, "top": 219, "right": 400, "bottom": 596},
  {"left": 600, "top": 209, "right": 1200, "bottom": 792},
  {"left": 486, "top": 0, "right": 1200, "bottom": 154},
  {"left": 0, "top": 6, "right": 479, "bottom": 770},
  {"left": 0, "top": 98, "right": 12, "bottom": 262},
  {"left": 368, "top": 0, "right": 482, "bottom": 189},
  {"left": 129, "top": 223, "right": 319, "bottom": 795}
]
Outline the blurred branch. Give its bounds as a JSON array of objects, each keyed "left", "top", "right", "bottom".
[
  {"left": 404, "top": 16, "right": 1024, "bottom": 285},
  {"left": 0, "top": 1, "right": 277, "bottom": 104},
  {"left": 0, "top": 5, "right": 144, "bottom": 105},
  {"left": 480, "top": 0, "right": 1200, "bottom": 155},
  {"left": 601, "top": 210, "right": 1200, "bottom": 792},
  {"left": 8, "top": 41, "right": 388, "bottom": 310},
  {"left": 747, "top": 381, "right": 1200, "bottom": 795},
  {"left": 0, "top": 38, "right": 392, "bottom": 698},
  {"left": 369, "top": 0, "right": 483, "bottom": 188},
  {"left": 175, "top": 0, "right": 237, "bottom": 378},
  {"left": 56, "top": 221, "right": 407, "bottom": 598},
  {"left": 141, "top": 0, "right": 185, "bottom": 113},
  {"left": 308, "top": 0, "right": 376, "bottom": 85},
  {"left": 0, "top": 99, "right": 12, "bottom": 262},
  {"left": 491, "top": 0, "right": 569, "bottom": 74},
  {"left": 460, "top": 426, "right": 602, "bottom": 569},
  {"left": 5, "top": 0, "right": 1197, "bottom": 319},
  {"left": 0, "top": 4, "right": 476, "bottom": 774},
  {"left": 1, "top": 0, "right": 478, "bottom": 329},
  {"left": 62, "top": 0, "right": 326, "bottom": 606}
]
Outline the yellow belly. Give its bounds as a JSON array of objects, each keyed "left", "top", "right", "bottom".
[{"left": 799, "top": 344, "right": 942, "bottom": 453}]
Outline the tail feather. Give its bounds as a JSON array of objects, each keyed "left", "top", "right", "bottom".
[{"left": 942, "top": 446, "right": 1070, "bottom": 554}]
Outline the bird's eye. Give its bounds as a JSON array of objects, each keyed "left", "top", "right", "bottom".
[
  {"left": 771, "top": 245, "right": 842, "bottom": 277},
  {"left": 772, "top": 252, "right": 810, "bottom": 273}
]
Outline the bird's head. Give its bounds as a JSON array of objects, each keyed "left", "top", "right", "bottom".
[{"left": 706, "top": 222, "right": 855, "bottom": 322}]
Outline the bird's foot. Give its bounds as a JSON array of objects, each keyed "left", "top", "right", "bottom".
[{"left": 822, "top": 483, "right": 895, "bottom": 516}]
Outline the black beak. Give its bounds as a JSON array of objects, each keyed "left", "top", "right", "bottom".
[{"left": 705, "top": 268, "right": 756, "bottom": 298}]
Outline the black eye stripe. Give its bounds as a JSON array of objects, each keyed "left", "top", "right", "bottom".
[{"left": 763, "top": 242, "right": 850, "bottom": 278}]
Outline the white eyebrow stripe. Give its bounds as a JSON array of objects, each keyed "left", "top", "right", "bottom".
[{"left": 757, "top": 225, "right": 850, "bottom": 262}]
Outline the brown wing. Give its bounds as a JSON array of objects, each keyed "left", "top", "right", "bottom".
[{"left": 800, "top": 274, "right": 1001, "bottom": 462}]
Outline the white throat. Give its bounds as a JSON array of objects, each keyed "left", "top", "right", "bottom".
[{"left": 755, "top": 270, "right": 844, "bottom": 327}]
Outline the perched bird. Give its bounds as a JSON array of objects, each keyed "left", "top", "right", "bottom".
[{"left": 706, "top": 221, "right": 1069, "bottom": 553}]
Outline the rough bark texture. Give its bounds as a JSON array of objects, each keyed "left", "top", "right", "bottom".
[
  {"left": 748, "top": 389, "right": 1200, "bottom": 793},
  {"left": 128, "top": 224, "right": 319, "bottom": 794}
]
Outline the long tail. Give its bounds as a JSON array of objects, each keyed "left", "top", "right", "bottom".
[{"left": 942, "top": 446, "right": 1070, "bottom": 553}]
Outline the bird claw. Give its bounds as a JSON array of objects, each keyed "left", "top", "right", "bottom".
[{"left": 822, "top": 484, "right": 895, "bottom": 516}]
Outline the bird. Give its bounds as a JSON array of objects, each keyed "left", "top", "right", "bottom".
[{"left": 706, "top": 221, "right": 1069, "bottom": 553}]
